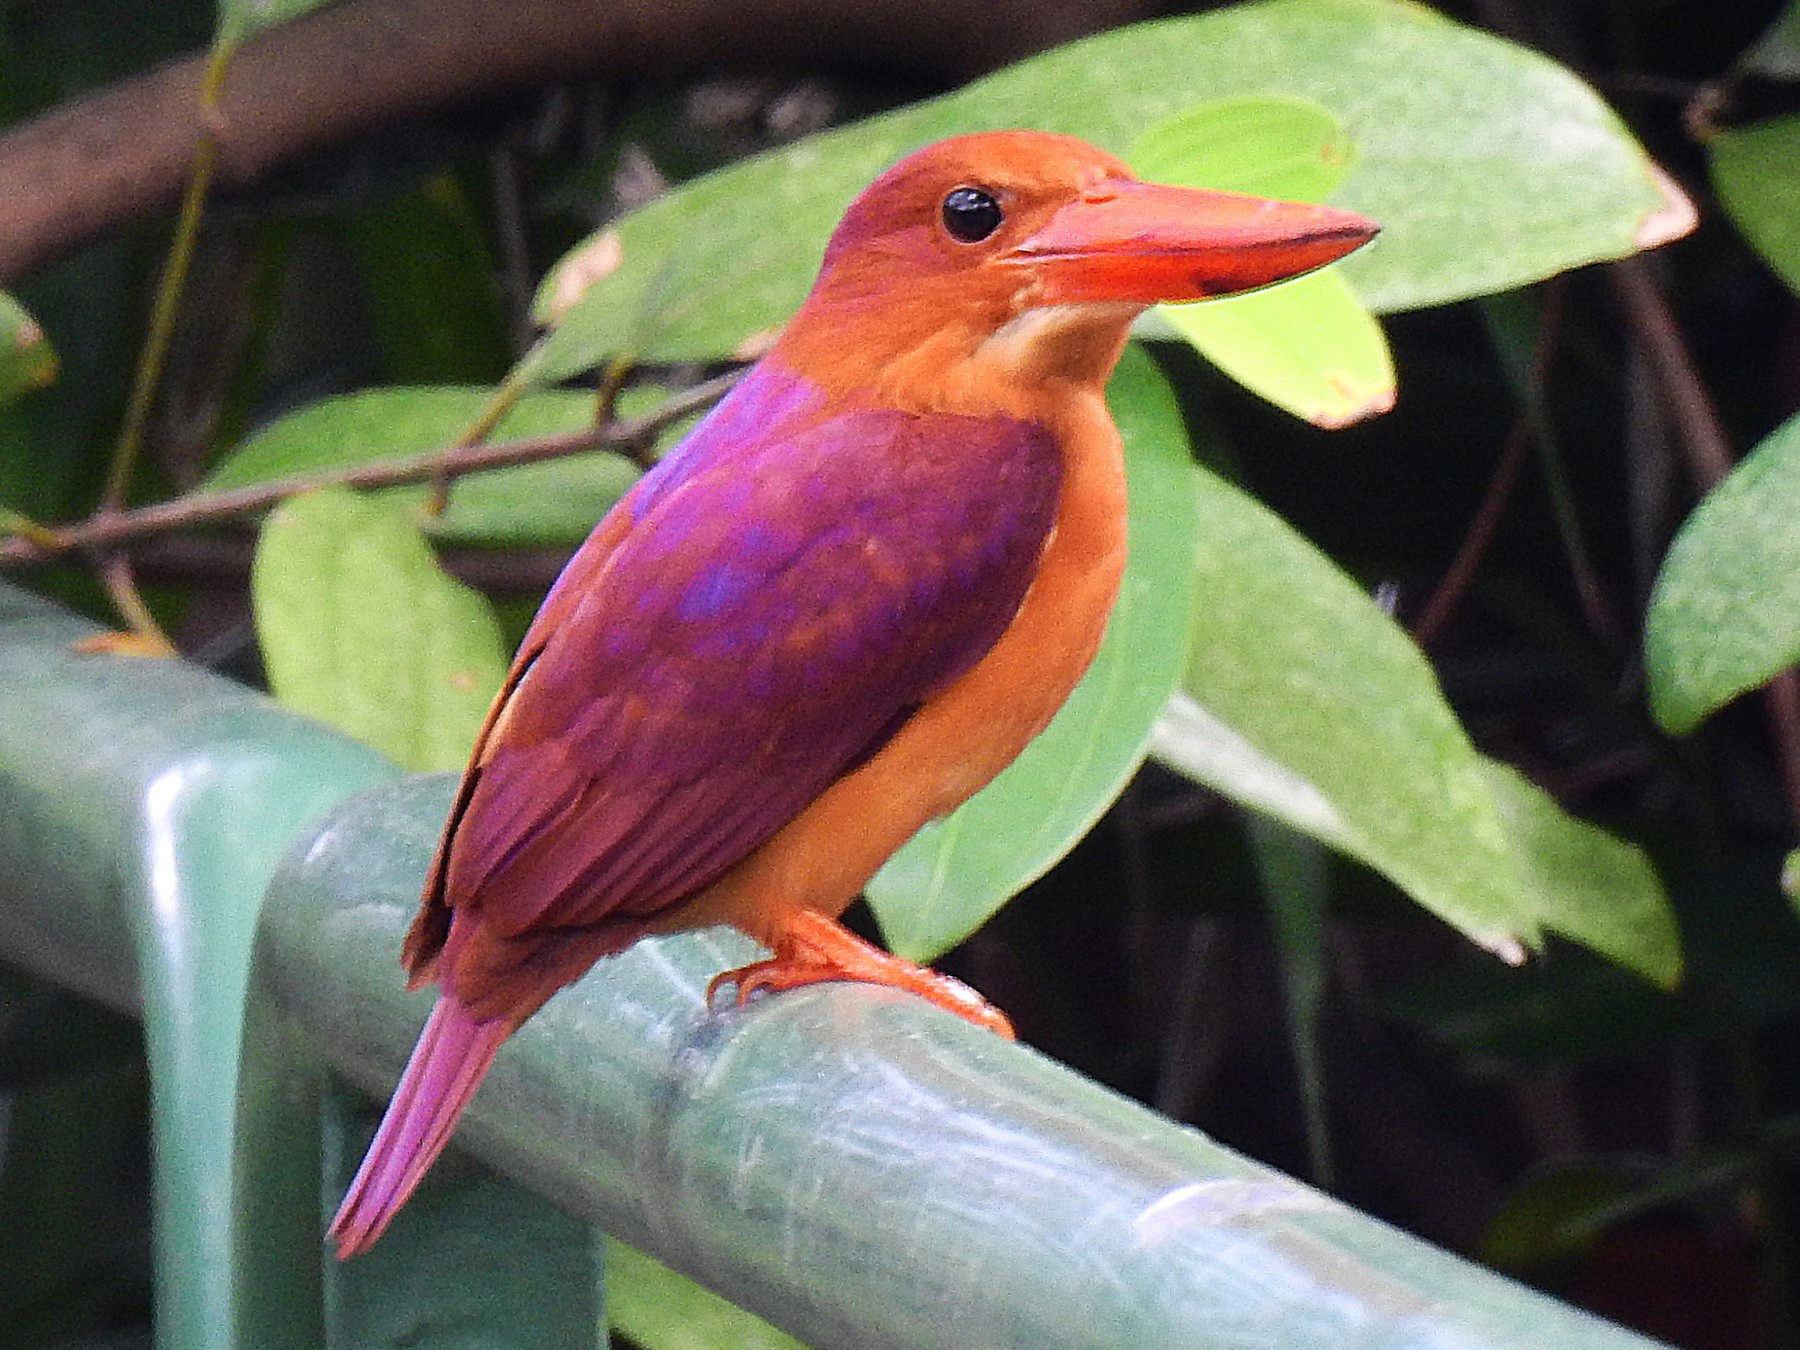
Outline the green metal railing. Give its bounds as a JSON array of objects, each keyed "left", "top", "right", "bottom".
[{"left": 0, "top": 579, "right": 1671, "bottom": 1349}]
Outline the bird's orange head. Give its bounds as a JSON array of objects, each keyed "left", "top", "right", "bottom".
[{"left": 775, "top": 129, "right": 1377, "bottom": 409}]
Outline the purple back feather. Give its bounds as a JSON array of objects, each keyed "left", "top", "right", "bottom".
[{"left": 442, "top": 359, "right": 1062, "bottom": 967}]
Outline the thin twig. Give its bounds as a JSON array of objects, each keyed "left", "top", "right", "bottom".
[
  {"left": 1609, "top": 258, "right": 1735, "bottom": 489},
  {"left": 0, "top": 508, "right": 58, "bottom": 549},
  {"left": 425, "top": 362, "right": 540, "bottom": 515},
  {"left": 94, "top": 553, "right": 176, "bottom": 655},
  {"left": 1412, "top": 416, "right": 1531, "bottom": 646},
  {"left": 488, "top": 144, "right": 538, "bottom": 352},
  {"left": 104, "top": 43, "right": 233, "bottom": 512},
  {"left": 0, "top": 370, "right": 739, "bottom": 564},
  {"left": 1766, "top": 673, "right": 1800, "bottom": 829},
  {"left": 73, "top": 532, "right": 576, "bottom": 596},
  {"left": 1413, "top": 284, "right": 1567, "bottom": 644},
  {"left": 595, "top": 355, "right": 634, "bottom": 429},
  {"left": 1519, "top": 314, "right": 1621, "bottom": 642},
  {"left": 92, "top": 43, "right": 237, "bottom": 647}
]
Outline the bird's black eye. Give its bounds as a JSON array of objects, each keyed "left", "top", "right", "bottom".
[{"left": 941, "top": 187, "right": 1003, "bottom": 243}]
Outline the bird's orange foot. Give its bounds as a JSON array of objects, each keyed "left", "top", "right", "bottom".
[
  {"left": 71, "top": 630, "right": 177, "bottom": 658},
  {"left": 708, "top": 909, "right": 1014, "bottom": 1039}
]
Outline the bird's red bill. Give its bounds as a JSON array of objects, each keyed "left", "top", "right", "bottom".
[{"left": 1013, "top": 178, "right": 1378, "bottom": 306}]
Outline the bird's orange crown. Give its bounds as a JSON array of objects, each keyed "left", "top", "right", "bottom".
[{"left": 775, "top": 130, "right": 1376, "bottom": 411}]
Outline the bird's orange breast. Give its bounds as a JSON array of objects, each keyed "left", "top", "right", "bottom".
[{"left": 664, "top": 383, "right": 1128, "bottom": 943}]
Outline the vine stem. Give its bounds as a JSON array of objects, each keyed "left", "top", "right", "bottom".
[
  {"left": 0, "top": 371, "right": 739, "bottom": 565},
  {"left": 104, "top": 41, "right": 235, "bottom": 513},
  {"left": 91, "top": 40, "right": 237, "bottom": 649},
  {"left": 424, "top": 361, "right": 539, "bottom": 515},
  {"left": 92, "top": 554, "right": 177, "bottom": 657}
]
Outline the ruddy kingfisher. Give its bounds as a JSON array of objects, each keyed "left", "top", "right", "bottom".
[{"left": 330, "top": 129, "right": 1376, "bottom": 1256}]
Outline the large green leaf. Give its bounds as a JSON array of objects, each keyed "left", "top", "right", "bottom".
[
  {"left": 208, "top": 387, "right": 646, "bottom": 547},
  {"left": 1709, "top": 113, "right": 1800, "bottom": 296},
  {"left": 1646, "top": 410, "right": 1800, "bottom": 734},
  {"left": 1153, "top": 468, "right": 1676, "bottom": 982},
  {"left": 1129, "top": 94, "right": 1359, "bottom": 203},
  {"left": 0, "top": 293, "right": 56, "bottom": 410},
  {"left": 252, "top": 486, "right": 507, "bottom": 772},
  {"left": 529, "top": 0, "right": 1676, "bottom": 379},
  {"left": 867, "top": 346, "right": 1197, "bottom": 960},
  {"left": 1129, "top": 97, "right": 1395, "bottom": 428}
]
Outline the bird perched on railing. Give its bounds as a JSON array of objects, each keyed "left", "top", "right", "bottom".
[{"left": 330, "top": 128, "right": 1376, "bottom": 1257}]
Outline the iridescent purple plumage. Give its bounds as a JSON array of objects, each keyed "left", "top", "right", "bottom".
[{"left": 427, "top": 358, "right": 1062, "bottom": 1005}]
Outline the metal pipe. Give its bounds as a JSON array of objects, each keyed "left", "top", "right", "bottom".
[{"left": 0, "top": 580, "right": 1670, "bottom": 1349}]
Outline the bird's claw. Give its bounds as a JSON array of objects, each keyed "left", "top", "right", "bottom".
[{"left": 705, "top": 954, "right": 1014, "bottom": 1039}]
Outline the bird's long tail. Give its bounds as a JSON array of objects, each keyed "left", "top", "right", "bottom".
[{"left": 329, "top": 996, "right": 510, "bottom": 1259}]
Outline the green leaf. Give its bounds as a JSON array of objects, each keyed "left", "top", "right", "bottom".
[
  {"left": 1128, "top": 94, "right": 1359, "bottom": 206},
  {"left": 207, "top": 387, "right": 646, "bottom": 547},
  {"left": 1709, "top": 113, "right": 1800, "bottom": 296},
  {"left": 252, "top": 486, "right": 507, "bottom": 772},
  {"left": 1128, "top": 98, "right": 1394, "bottom": 427},
  {"left": 1646, "top": 410, "right": 1800, "bottom": 734},
  {"left": 1478, "top": 760, "right": 1679, "bottom": 986},
  {"left": 1154, "top": 467, "right": 1531, "bottom": 957},
  {"left": 1153, "top": 468, "right": 1676, "bottom": 982},
  {"left": 605, "top": 1238, "right": 809, "bottom": 1350},
  {"left": 1478, "top": 1163, "right": 1637, "bottom": 1271},
  {"left": 529, "top": 0, "right": 1677, "bottom": 378},
  {"left": 0, "top": 293, "right": 56, "bottom": 409},
  {"left": 867, "top": 346, "right": 1196, "bottom": 960},
  {"left": 1158, "top": 270, "right": 1394, "bottom": 427},
  {"left": 216, "top": 0, "right": 341, "bottom": 45},
  {"left": 1740, "top": 0, "right": 1800, "bottom": 80}
]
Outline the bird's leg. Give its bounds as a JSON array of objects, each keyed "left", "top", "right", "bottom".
[{"left": 709, "top": 909, "right": 1015, "bottom": 1039}]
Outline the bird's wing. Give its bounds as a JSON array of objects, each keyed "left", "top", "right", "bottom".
[{"left": 427, "top": 401, "right": 1062, "bottom": 964}]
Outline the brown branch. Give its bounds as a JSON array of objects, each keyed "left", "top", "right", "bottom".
[
  {"left": 1608, "top": 258, "right": 1735, "bottom": 490},
  {"left": 0, "top": 0, "right": 1152, "bottom": 282},
  {"left": 0, "top": 371, "right": 738, "bottom": 564},
  {"left": 106, "top": 532, "right": 577, "bottom": 596},
  {"left": 1763, "top": 673, "right": 1800, "bottom": 827}
]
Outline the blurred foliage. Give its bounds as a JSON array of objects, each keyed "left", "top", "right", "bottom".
[
  {"left": 1647, "top": 410, "right": 1800, "bottom": 735},
  {"left": 530, "top": 0, "right": 1674, "bottom": 375},
  {"left": 0, "top": 293, "right": 57, "bottom": 410},
  {"left": 2, "top": 0, "right": 1800, "bottom": 1348},
  {"left": 252, "top": 485, "right": 509, "bottom": 772}
]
